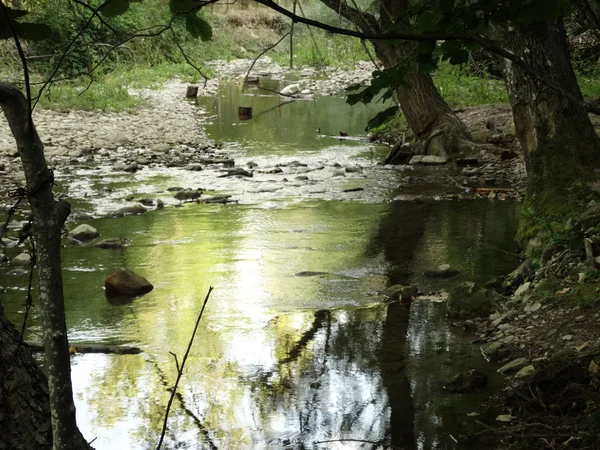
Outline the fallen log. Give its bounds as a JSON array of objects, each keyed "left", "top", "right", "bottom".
[{"left": 26, "top": 341, "right": 142, "bottom": 355}]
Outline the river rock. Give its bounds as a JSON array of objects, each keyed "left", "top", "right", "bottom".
[
  {"left": 382, "top": 285, "right": 418, "bottom": 303},
  {"left": 498, "top": 357, "right": 530, "bottom": 374},
  {"left": 174, "top": 189, "right": 203, "bottom": 201},
  {"left": 425, "top": 264, "right": 459, "bottom": 278},
  {"left": 280, "top": 84, "right": 300, "bottom": 96},
  {"left": 11, "top": 252, "right": 31, "bottom": 267},
  {"left": 69, "top": 224, "right": 100, "bottom": 241},
  {"left": 8, "top": 267, "right": 28, "bottom": 275},
  {"left": 0, "top": 252, "right": 8, "bottom": 263},
  {"left": 156, "top": 199, "right": 165, "bottom": 209},
  {"left": 514, "top": 365, "right": 536, "bottom": 379},
  {"left": 447, "top": 281, "right": 504, "bottom": 319},
  {"left": 422, "top": 155, "right": 448, "bottom": 165},
  {"left": 94, "top": 238, "right": 125, "bottom": 250},
  {"left": 151, "top": 143, "right": 171, "bottom": 153},
  {"left": 444, "top": 369, "right": 488, "bottom": 393},
  {"left": 481, "top": 341, "right": 510, "bottom": 362},
  {"left": 113, "top": 162, "right": 128, "bottom": 171},
  {"left": 124, "top": 162, "right": 138, "bottom": 173},
  {"left": 139, "top": 198, "right": 154, "bottom": 207},
  {"left": 105, "top": 268, "right": 153, "bottom": 298},
  {"left": 113, "top": 204, "right": 148, "bottom": 216},
  {"left": 218, "top": 167, "right": 252, "bottom": 178}
]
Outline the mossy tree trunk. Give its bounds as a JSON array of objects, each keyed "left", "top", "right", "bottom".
[
  {"left": 0, "top": 305, "right": 52, "bottom": 450},
  {"left": 500, "top": 20, "right": 600, "bottom": 240},
  {"left": 319, "top": 0, "right": 474, "bottom": 159},
  {"left": 0, "top": 83, "right": 91, "bottom": 450}
]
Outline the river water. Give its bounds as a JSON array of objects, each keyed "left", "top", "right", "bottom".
[{"left": 1, "top": 77, "right": 519, "bottom": 449}]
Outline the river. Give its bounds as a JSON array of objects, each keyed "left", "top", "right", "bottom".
[{"left": 1, "top": 76, "right": 519, "bottom": 449}]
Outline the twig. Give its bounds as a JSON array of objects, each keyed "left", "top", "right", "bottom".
[
  {"left": 243, "top": 32, "right": 290, "bottom": 93},
  {"left": 156, "top": 286, "right": 214, "bottom": 450}
]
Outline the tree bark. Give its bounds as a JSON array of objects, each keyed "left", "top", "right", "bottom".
[
  {"left": 0, "top": 305, "right": 52, "bottom": 450},
  {"left": 319, "top": 0, "right": 474, "bottom": 159},
  {"left": 0, "top": 82, "right": 91, "bottom": 450},
  {"left": 499, "top": 20, "right": 600, "bottom": 240}
]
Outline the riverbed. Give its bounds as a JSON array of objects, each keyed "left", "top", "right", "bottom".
[{"left": 0, "top": 71, "right": 520, "bottom": 449}]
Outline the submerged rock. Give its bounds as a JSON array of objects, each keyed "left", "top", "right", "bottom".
[
  {"left": 69, "top": 224, "right": 100, "bottom": 241},
  {"left": 295, "top": 271, "right": 329, "bottom": 277},
  {"left": 445, "top": 369, "right": 488, "bottom": 393},
  {"left": 498, "top": 357, "right": 530, "bottom": 374},
  {"left": 425, "top": 264, "right": 460, "bottom": 278},
  {"left": 94, "top": 238, "right": 125, "bottom": 250},
  {"left": 11, "top": 252, "right": 31, "bottom": 267},
  {"left": 113, "top": 204, "right": 148, "bottom": 216},
  {"left": 447, "top": 281, "right": 504, "bottom": 319},
  {"left": 105, "top": 268, "right": 153, "bottom": 298},
  {"left": 381, "top": 285, "right": 418, "bottom": 304},
  {"left": 174, "top": 189, "right": 203, "bottom": 201},
  {"left": 481, "top": 341, "right": 510, "bottom": 362}
]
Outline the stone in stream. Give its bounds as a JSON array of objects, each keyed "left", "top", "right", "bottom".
[
  {"left": 444, "top": 369, "right": 488, "bottom": 393},
  {"left": 424, "top": 264, "right": 459, "bottom": 278},
  {"left": 498, "top": 357, "right": 530, "bottom": 374},
  {"left": 218, "top": 167, "right": 252, "bottom": 178},
  {"left": 112, "top": 204, "right": 148, "bottom": 216},
  {"left": 295, "top": 271, "right": 329, "bottom": 277},
  {"left": 0, "top": 252, "right": 8, "bottom": 263},
  {"left": 480, "top": 341, "right": 510, "bottom": 362},
  {"left": 447, "top": 282, "right": 504, "bottom": 319},
  {"left": 174, "top": 189, "right": 203, "bottom": 201},
  {"left": 105, "top": 268, "right": 153, "bottom": 298},
  {"left": 203, "top": 195, "right": 234, "bottom": 204},
  {"left": 69, "top": 224, "right": 100, "bottom": 241},
  {"left": 11, "top": 252, "right": 31, "bottom": 267},
  {"left": 280, "top": 83, "right": 300, "bottom": 96},
  {"left": 381, "top": 285, "right": 418, "bottom": 304},
  {"left": 139, "top": 198, "right": 154, "bottom": 207},
  {"left": 94, "top": 238, "right": 125, "bottom": 250},
  {"left": 156, "top": 199, "right": 165, "bottom": 209}
]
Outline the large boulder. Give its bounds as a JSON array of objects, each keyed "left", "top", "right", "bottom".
[
  {"left": 447, "top": 281, "right": 504, "bottom": 319},
  {"left": 11, "top": 252, "right": 31, "bottom": 267},
  {"left": 69, "top": 224, "right": 100, "bottom": 241},
  {"left": 105, "top": 269, "right": 153, "bottom": 298}
]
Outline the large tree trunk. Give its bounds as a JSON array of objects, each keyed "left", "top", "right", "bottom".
[
  {"left": 0, "top": 305, "right": 52, "bottom": 450},
  {"left": 500, "top": 20, "right": 600, "bottom": 240},
  {"left": 319, "top": 0, "right": 474, "bottom": 160},
  {"left": 0, "top": 83, "right": 91, "bottom": 450}
]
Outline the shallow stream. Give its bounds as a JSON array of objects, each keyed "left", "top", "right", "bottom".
[{"left": 1, "top": 77, "right": 519, "bottom": 449}]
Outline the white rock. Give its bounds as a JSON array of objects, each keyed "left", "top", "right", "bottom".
[
  {"left": 498, "top": 357, "right": 530, "bottom": 374},
  {"left": 11, "top": 252, "right": 31, "bottom": 267},
  {"left": 514, "top": 365, "right": 536, "bottom": 379},
  {"left": 69, "top": 224, "right": 100, "bottom": 241}
]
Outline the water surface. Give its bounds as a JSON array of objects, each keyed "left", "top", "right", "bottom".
[{"left": 1, "top": 78, "right": 519, "bottom": 449}]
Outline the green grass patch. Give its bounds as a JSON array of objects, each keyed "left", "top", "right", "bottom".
[{"left": 434, "top": 61, "right": 508, "bottom": 106}]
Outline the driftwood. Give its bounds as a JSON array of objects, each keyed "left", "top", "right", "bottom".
[{"left": 26, "top": 342, "right": 142, "bottom": 355}]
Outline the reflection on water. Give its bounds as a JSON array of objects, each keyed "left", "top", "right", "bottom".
[{"left": 1, "top": 79, "right": 520, "bottom": 449}]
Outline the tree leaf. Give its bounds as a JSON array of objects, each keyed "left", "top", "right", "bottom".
[
  {"left": 366, "top": 106, "right": 400, "bottom": 131},
  {"left": 15, "top": 22, "right": 52, "bottom": 41},
  {"left": 170, "top": 0, "right": 201, "bottom": 14},
  {"left": 448, "top": 49, "right": 469, "bottom": 65},
  {"left": 185, "top": 14, "right": 212, "bottom": 41},
  {"left": 416, "top": 11, "right": 436, "bottom": 33},
  {"left": 100, "top": 0, "right": 132, "bottom": 18}
]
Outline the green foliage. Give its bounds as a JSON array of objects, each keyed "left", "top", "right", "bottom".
[{"left": 0, "top": 5, "right": 51, "bottom": 41}]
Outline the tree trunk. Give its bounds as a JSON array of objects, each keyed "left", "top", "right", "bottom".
[
  {"left": 0, "top": 83, "right": 91, "bottom": 450},
  {"left": 499, "top": 20, "right": 600, "bottom": 240},
  {"left": 0, "top": 305, "right": 52, "bottom": 450},
  {"left": 319, "top": 0, "right": 474, "bottom": 160}
]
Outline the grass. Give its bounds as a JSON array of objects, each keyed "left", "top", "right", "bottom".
[{"left": 434, "top": 61, "right": 509, "bottom": 106}]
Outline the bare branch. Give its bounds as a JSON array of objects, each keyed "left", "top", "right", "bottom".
[{"left": 156, "top": 286, "right": 214, "bottom": 450}]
